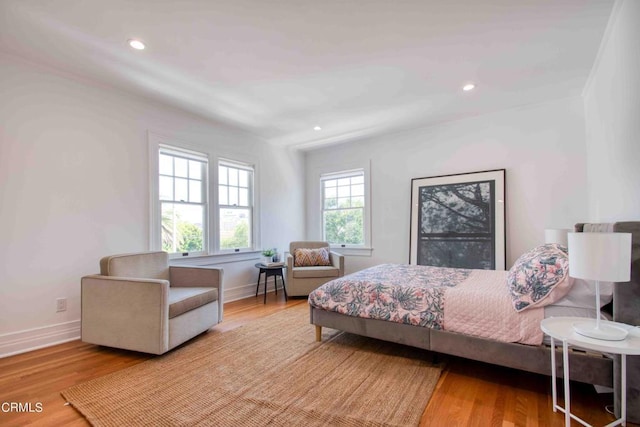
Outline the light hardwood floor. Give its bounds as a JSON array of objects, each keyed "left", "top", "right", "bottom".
[{"left": 0, "top": 292, "right": 634, "bottom": 427}]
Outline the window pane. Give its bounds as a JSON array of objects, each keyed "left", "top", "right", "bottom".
[
  {"left": 352, "top": 196, "right": 365, "bottom": 207},
  {"left": 239, "top": 188, "right": 249, "bottom": 206},
  {"left": 161, "top": 203, "right": 204, "bottom": 253},
  {"left": 219, "top": 166, "right": 228, "bottom": 185},
  {"left": 159, "top": 176, "right": 174, "bottom": 201},
  {"left": 238, "top": 170, "right": 248, "bottom": 187},
  {"left": 219, "top": 208, "right": 250, "bottom": 249},
  {"left": 229, "top": 187, "right": 239, "bottom": 206},
  {"left": 323, "top": 208, "right": 364, "bottom": 245},
  {"left": 219, "top": 185, "right": 228, "bottom": 205},
  {"left": 351, "top": 184, "right": 364, "bottom": 197},
  {"left": 189, "top": 160, "right": 202, "bottom": 180},
  {"left": 189, "top": 180, "right": 202, "bottom": 203},
  {"left": 174, "top": 178, "right": 189, "bottom": 202},
  {"left": 175, "top": 178, "right": 188, "bottom": 202},
  {"left": 337, "top": 178, "right": 350, "bottom": 187},
  {"left": 324, "top": 187, "right": 337, "bottom": 199},
  {"left": 175, "top": 157, "right": 188, "bottom": 178},
  {"left": 324, "top": 179, "right": 337, "bottom": 188},
  {"left": 338, "top": 197, "right": 351, "bottom": 208},
  {"left": 159, "top": 154, "right": 173, "bottom": 175},
  {"left": 229, "top": 168, "right": 238, "bottom": 186},
  {"left": 351, "top": 175, "right": 364, "bottom": 185},
  {"left": 324, "top": 198, "right": 337, "bottom": 209},
  {"left": 337, "top": 185, "right": 350, "bottom": 198}
]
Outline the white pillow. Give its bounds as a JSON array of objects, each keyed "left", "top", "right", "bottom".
[{"left": 549, "top": 279, "right": 613, "bottom": 309}]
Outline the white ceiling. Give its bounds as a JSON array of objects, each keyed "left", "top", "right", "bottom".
[{"left": 0, "top": 0, "right": 615, "bottom": 150}]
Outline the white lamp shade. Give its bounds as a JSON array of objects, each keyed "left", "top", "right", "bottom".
[
  {"left": 545, "top": 228, "right": 571, "bottom": 246},
  {"left": 568, "top": 232, "right": 632, "bottom": 282}
]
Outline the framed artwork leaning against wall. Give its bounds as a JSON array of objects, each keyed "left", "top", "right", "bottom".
[{"left": 410, "top": 169, "right": 506, "bottom": 270}]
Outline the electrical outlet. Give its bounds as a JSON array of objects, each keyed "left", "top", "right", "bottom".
[{"left": 56, "top": 298, "right": 67, "bottom": 312}]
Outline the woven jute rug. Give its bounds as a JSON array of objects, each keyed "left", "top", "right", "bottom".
[{"left": 62, "top": 304, "right": 442, "bottom": 426}]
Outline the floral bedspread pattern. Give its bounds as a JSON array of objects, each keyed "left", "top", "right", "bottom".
[{"left": 308, "top": 264, "right": 472, "bottom": 329}]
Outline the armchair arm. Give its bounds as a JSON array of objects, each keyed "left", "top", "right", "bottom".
[
  {"left": 329, "top": 251, "right": 344, "bottom": 276},
  {"left": 81, "top": 275, "right": 170, "bottom": 354},
  {"left": 169, "top": 266, "right": 224, "bottom": 321},
  {"left": 286, "top": 253, "right": 294, "bottom": 283}
]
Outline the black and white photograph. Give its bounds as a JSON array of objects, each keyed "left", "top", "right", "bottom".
[{"left": 410, "top": 169, "right": 506, "bottom": 270}]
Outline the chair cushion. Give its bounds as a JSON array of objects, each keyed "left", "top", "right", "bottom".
[
  {"left": 294, "top": 247, "right": 331, "bottom": 267},
  {"left": 292, "top": 266, "right": 340, "bottom": 279},
  {"left": 168, "top": 287, "right": 218, "bottom": 319}
]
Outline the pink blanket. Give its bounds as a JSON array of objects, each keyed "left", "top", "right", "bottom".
[{"left": 444, "top": 269, "right": 543, "bottom": 345}]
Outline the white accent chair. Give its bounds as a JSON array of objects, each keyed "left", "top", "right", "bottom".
[
  {"left": 81, "top": 252, "right": 223, "bottom": 355},
  {"left": 286, "top": 241, "right": 344, "bottom": 297}
]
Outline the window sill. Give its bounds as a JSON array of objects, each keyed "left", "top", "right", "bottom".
[
  {"left": 329, "top": 246, "right": 373, "bottom": 257},
  {"left": 169, "top": 250, "right": 262, "bottom": 266}
]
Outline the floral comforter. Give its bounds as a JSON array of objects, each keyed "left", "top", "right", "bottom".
[
  {"left": 308, "top": 264, "right": 471, "bottom": 330},
  {"left": 308, "top": 263, "right": 544, "bottom": 345}
]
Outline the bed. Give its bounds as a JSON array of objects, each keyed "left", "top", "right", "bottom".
[{"left": 308, "top": 222, "right": 640, "bottom": 423}]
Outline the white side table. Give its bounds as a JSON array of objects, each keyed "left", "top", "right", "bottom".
[{"left": 540, "top": 317, "right": 640, "bottom": 427}]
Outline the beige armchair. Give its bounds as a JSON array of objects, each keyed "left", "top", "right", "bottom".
[
  {"left": 81, "top": 252, "right": 223, "bottom": 355},
  {"left": 286, "top": 241, "right": 344, "bottom": 296}
]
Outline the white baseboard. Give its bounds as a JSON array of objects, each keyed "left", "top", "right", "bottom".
[
  {"left": 0, "top": 280, "right": 281, "bottom": 358},
  {"left": 224, "top": 278, "right": 283, "bottom": 302},
  {"left": 0, "top": 320, "right": 81, "bottom": 358}
]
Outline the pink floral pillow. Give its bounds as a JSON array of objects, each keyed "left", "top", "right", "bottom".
[
  {"left": 507, "top": 243, "right": 573, "bottom": 312},
  {"left": 294, "top": 247, "right": 331, "bottom": 267}
]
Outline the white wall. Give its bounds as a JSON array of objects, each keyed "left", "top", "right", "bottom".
[
  {"left": 0, "top": 53, "right": 305, "bottom": 355},
  {"left": 305, "top": 97, "right": 589, "bottom": 273},
  {"left": 583, "top": 0, "right": 640, "bottom": 221}
]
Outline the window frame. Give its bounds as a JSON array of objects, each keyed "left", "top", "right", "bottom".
[
  {"left": 215, "top": 158, "right": 256, "bottom": 254},
  {"left": 319, "top": 165, "right": 371, "bottom": 252},
  {"left": 149, "top": 132, "right": 260, "bottom": 258},
  {"left": 155, "top": 144, "right": 209, "bottom": 257}
]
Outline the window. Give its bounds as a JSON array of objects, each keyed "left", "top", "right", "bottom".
[
  {"left": 218, "top": 159, "right": 254, "bottom": 251},
  {"left": 158, "top": 146, "right": 208, "bottom": 255},
  {"left": 321, "top": 170, "right": 366, "bottom": 246},
  {"left": 150, "top": 133, "right": 260, "bottom": 257}
]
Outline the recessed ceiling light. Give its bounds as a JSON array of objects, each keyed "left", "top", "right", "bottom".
[
  {"left": 128, "top": 39, "right": 145, "bottom": 50},
  {"left": 313, "top": 126, "right": 322, "bottom": 131},
  {"left": 463, "top": 83, "right": 475, "bottom": 91}
]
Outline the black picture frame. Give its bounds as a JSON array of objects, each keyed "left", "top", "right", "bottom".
[{"left": 409, "top": 169, "right": 506, "bottom": 270}]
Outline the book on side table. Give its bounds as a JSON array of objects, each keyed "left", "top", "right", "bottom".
[{"left": 263, "top": 261, "right": 285, "bottom": 267}]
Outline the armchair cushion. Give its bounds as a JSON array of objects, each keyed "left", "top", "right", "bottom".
[
  {"left": 292, "top": 266, "right": 341, "bottom": 279},
  {"left": 168, "top": 287, "right": 219, "bottom": 319},
  {"left": 294, "top": 247, "right": 331, "bottom": 267}
]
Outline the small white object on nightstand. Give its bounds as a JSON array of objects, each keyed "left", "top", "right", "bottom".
[{"left": 541, "top": 317, "right": 640, "bottom": 427}]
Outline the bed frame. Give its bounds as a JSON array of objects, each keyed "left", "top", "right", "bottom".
[{"left": 310, "top": 222, "right": 640, "bottom": 423}]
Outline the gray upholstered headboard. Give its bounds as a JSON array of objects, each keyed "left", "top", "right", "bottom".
[{"left": 575, "top": 221, "right": 640, "bottom": 326}]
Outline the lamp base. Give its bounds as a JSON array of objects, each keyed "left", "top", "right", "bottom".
[{"left": 573, "top": 320, "right": 629, "bottom": 341}]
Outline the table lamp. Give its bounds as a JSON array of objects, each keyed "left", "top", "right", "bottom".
[
  {"left": 545, "top": 228, "right": 571, "bottom": 246},
  {"left": 567, "top": 232, "right": 632, "bottom": 341}
]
